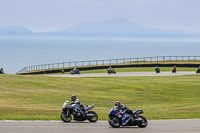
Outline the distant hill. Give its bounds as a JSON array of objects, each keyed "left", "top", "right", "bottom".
[
  {"left": 55, "top": 18, "right": 172, "bottom": 34},
  {"left": 0, "top": 19, "right": 200, "bottom": 39},
  {"left": 49, "top": 18, "right": 200, "bottom": 39},
  {"left": 52, "top": 19, "right": 195, "bottom": 34},
  {"left": 0, "top": 26, "right": 32, "bottom": 34}
]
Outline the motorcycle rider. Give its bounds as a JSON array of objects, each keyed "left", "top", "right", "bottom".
[
  {"left": 173, "top": 65, "right": 176, "bottom": 71},
  {"left": 73, "top": 68, "right": 76, "bottom": 72},
  {"left": 0, "top": 68, "right": 4, "bottom": 74},
  {"left": 108, "top": 67, "right": 113, "bottom": 73},
  {"left": 114, "top": 101, "right": 132, "bottom": 125},
  {"left": 155, "top": 66, "right": 160, "bottom": 73},
  {"left": 70, "top": 95, "right": 85, "bottom": 117}
]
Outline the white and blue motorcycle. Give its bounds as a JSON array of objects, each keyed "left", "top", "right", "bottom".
[{"left": 108, "top": 107, "right": 148, "bottom": 128}]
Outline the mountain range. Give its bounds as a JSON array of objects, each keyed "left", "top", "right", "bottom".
[{"left": 0, "top": 19, "right": 200, "bottom": 39}]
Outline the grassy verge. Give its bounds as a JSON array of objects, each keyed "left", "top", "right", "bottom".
[{"left": 0, "top": 74, "right": 200, "bottom": 120}]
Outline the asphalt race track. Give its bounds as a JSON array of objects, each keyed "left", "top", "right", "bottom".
[
  {"left": 45, "top": 71, "right": 196, "bottom": 77},
  {"left": 0, "top": 119, "right": 199, "bottom": 133}
]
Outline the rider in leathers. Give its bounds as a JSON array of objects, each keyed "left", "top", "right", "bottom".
[
  {"left": 114, "top": 101, "right": 132, "bottom": 125},
  {"left": 71, "top": 95, "right": 85, "bottom": 117}
]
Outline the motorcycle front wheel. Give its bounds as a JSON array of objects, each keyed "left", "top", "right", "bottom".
[
  {"left": 87, "top": 111, "right": 98, "bottom": 122},
  {"left": 137, "top": 116, "right": 148, "bottom": 128},
  {"left": 108, "top": 116, "right": 120, "bottom": 128},
  {"left": 60, "top": 112, "right": 72, "bottom": 122}
]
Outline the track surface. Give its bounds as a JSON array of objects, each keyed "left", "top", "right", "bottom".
[
  {"left": 1, "top": 119, "right": 199, "bottom": 133},
  {"left": 45, "top": 71, "right": 196, "bottom": 77}
]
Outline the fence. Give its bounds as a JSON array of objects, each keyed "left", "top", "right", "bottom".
[{"left": 16, "top": 56, "right": 200, "bottom": 74}]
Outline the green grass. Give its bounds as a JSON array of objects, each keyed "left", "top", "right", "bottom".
[{"left": 0, "top": 74, "right": 200, "bottom": 120}]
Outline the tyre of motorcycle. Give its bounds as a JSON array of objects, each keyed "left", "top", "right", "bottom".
[
  {"left": 60, "top": 112, "right": 72, "bottom": 122},
  {"left": 108, "top": 116, "right": 121, "bottom": 128},
  {"left": 136, "top": 116, "right": 148, "bottom": 128},
  {"left": 87, "top": 111, "right": 98, "bottom": 122}
]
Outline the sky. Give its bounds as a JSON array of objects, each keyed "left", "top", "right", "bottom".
[{"left": 0, "top": 0, "right": 200, "bottom": 32}]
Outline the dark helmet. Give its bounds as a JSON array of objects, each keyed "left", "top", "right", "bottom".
[
  {"left": 114, "top": 101, "right": 120, "bottom": 107},
  {"left": 71, "top": 95, "right": 77, "bottom": 101}
]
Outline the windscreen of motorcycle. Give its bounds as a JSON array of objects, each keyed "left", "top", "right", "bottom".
[{"left": 62, "top": 101, "right": 68, "bottom": 110}]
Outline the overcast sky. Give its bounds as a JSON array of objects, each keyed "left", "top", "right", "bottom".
[{"left": 0, "top": 0, "right": 199, "bottom": 32}]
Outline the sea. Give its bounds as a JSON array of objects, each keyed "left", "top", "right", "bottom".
[{"left": 1, "top": 38, "right": 200, "bottom": 74}]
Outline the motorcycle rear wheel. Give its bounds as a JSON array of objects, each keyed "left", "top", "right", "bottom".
[
  {"left": 137, "top": 116, "right": 148, "bottom": 128},
  {"left": 87, "top": 111, "right": 98, "bottom": 122},
  {"left": 60, "top": 112, "right": 72, "bottom": 122},
  {"left": 108, "top": 116, "right": 120, "bottom": 128}
]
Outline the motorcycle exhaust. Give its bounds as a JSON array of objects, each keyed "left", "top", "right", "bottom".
[{"left": 134, "top": 117, "right": 142, "bottom": 121}]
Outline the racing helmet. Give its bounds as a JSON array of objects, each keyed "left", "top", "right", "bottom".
[
  {"left": 71, "top": 95, "right": 77, "bottom": 101},
  {"left": 114, "top": 101, "right": 120, "bottom": 107}
]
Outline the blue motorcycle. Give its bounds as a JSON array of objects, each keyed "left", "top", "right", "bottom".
[
  {"left": 108, "top": 107, "right": 148, "bottom": 128},
  {"left": 70, "top": 69, "right": 80, "bottom": 75}
]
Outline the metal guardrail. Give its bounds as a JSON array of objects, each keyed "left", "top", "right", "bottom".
[{"left": 16, "top": 56, "right": 200, "bottom": 74}]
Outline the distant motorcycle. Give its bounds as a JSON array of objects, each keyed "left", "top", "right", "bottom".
[
  {"left": 155, "top": 68, "right": 160, "bottom": 73},
  {"left": 108, "top": 107, "right": 148, "bottom": 128},
  {"left": 0, "top": 69, "right": 4, "bottom": 74},
  {"left": 0, "top": 71, "right": 4, "bottom": 74},
  {"left": 61, "top": 101, "right": 98, "bottom": 122},
  {"left": 70, "top": 69, "right": 80, "bottom": 75},
  {"left": 107, "top": 69, "right": 116, "bottom": 74},
  {"left": 196, "top": 69, "right": 200, "bottom": 74},
  {"left": 172, "top": 68, "right": 176, "bottom": 73}
]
